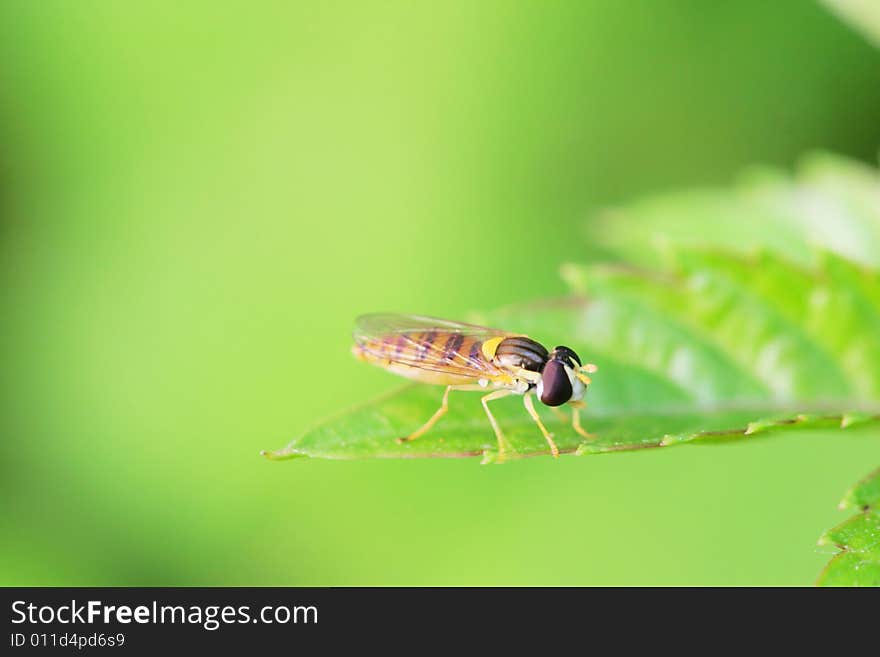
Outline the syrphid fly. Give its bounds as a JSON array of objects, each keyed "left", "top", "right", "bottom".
[{"left": 352, "top": 314, "right": 597, "bottom": 460}]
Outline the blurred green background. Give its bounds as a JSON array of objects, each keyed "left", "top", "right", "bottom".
[{"left": 2, "top": 1, "right": 880, "bottom": 585}]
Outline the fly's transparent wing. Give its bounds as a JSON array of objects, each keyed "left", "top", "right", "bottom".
[
  {"left": 355, "top": 314, "right": 509, "bottom": 338},
  {"left": 353, "top": 313, "right": 513, "bottom": 379}
]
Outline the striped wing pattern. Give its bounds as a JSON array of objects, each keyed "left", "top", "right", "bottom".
[{"left": 353, "top": 313, "right": 509, "bottom": 381}]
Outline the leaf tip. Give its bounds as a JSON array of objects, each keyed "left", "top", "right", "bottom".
[
  {"left": 743, "top": 421, "right": 764, "bottom": 436},
  {"left": 261, "top": 446, "right": 308, "bottom": 462},
  {"left": 840, "top": 413, "right": 870, "bottom": 429},
  {"left": 816, "top": 532, "right": 830, "bottom": 547},
  {"left": 575, "top": 441, "right": 599, "bottom": 456},
  {"left": 480, "top": 449, "right": 503, "bottom": 465},
  {"left": 659, "top": 433, "right": 682, "bottom": 446}
]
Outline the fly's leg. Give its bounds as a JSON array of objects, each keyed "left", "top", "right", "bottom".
[
  {"left": 523, "top": 393, "right": 559, "bottom": 458},
  {"left": 569, "top": 400, "right": 595, "bottom": 439},
  {"left": 481, "top": 389, "right": 515, "bottom": 460},
  {"left": 549, "top": 402, "right": 595, "bottom": 440},
  {"left": 397, "top": 384, "right": 484, "bottom": 443}
]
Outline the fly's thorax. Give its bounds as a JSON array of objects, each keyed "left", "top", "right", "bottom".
[{"left": 491, "top": 336, "right": 549, "bottom": 372}]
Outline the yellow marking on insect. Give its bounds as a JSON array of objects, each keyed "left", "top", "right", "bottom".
[{"left": 480, "top": 336, "right": 505, "bottom": 361}]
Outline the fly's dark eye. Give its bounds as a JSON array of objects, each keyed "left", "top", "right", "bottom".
[
  {"left": 539, "top": 360, "right": 572, "bottom": 407},
  {"left": 553, "top": 346, "right": 581, "bottom": 368}
]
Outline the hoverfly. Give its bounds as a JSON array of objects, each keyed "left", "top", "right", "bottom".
[{"left": 352, "top": 314, "right": 597, "bottom": 459}]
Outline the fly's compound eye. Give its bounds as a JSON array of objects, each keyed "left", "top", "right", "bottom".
[
  {"left": 552, "top": 345, "right": 581, "bottom": 368},
  {"left": 539, "top": 359, "right": 573, "bottom": 407}
]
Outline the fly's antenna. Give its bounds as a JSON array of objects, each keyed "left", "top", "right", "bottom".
[{"left": 577, "top": 362, "right": 598, "bottom": 385}]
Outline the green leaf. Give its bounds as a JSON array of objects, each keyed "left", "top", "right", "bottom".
[
  {"left": 840, "top": 467, "right": 880, "bottom": 511},
  {"left": 822, "top": 0, "right": 880, "bottom": 48},
  {"left": 585, "top": 153, "right": 880, "bottom": 270},
  {"left": 816, "top": 469, "right": 880, "bottom": 586},
  {"left": 263, "top": 250, "right": 880, "bottom": 463}
]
